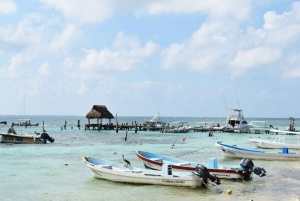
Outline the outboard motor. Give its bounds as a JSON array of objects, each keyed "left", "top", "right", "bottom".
[
  {"left": 240, "top": 158, "right": 266, "bottom": 177},
  {"left": 196, "top": 164, "right": 221, "bottom": 185},
  {"left": 40, "top": 132, "right": 55, "bottom": 144}
]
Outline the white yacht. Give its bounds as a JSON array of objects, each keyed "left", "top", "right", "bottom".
[
  {"left": 225, "top": 108, "right": 250, "bottom": 132},
  {"left": 144, "top": 112, "right": 166, "bottom": 127}
]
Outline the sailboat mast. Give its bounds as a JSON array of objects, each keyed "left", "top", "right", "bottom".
[{"left": 21, "top": 94, "right": 25, "bottom": 115}]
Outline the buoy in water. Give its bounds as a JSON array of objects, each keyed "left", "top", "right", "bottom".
[
  {"left": 65, "top": 164, "right": 68, "bottom": 166},
  {"left": 227, "top": 189, "right": 232, "bottom": 195}
]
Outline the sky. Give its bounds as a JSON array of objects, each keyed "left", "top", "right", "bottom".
[{"left": 0, "top": 0, "right": 300, "bottom": 118}]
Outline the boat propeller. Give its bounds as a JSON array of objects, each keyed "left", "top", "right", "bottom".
[
  {"left": 195, "top": 164, "right": 221, "bottom": 185},
  {"left": 41, "top": 132, "right": 55, "bottom": 144},
  {"left": 240, "top": 158, "right": 266, "bottom": 177}
]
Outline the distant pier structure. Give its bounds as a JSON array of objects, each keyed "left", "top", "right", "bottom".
[{"left": 85, "top": 105, "right": 115, "bottom": 131}]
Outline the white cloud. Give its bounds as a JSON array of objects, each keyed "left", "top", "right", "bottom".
[
  {"left": 50, "top": 24, "right": 80, "bottom": 50},
  {"left": 39, "top": 0, "right": 251, "bottom": 24},
  {"left": 160, "top": 2, "right": 300, "bottom": 78},
  {"left": 40, "top": 0, "right": 114, "bottom": 23},
  {"left": 161, "top": 20, "right": 240, "bottom": 72},
  {"left": 262, "top": 3, "right": 300, "bottom": 46},
  {"left": 136, "top": 0, "right": 251, "bottom": 21},
  {"left": 76, "top": 82, "right": 88, "bottom": 94},
  {"left": 77, "top": 32, "right": 159, "bottom": 75},
  {"left": 0, "top": 0, "right": 17, "bottom": 15},
  {"left": 231, "top": 47, "right": 282, "bottom": 69},
  {"left": 282, "top": 53, "right": 300, "bottom": 79},
  {"left": 0, "top": 13, "right": 43, "bottom": 48},
  {"left": 0, "top": 54, "right": 30, "bottom": 78},
  {"left": 38, "top": 62, "right": 51, "bottom": 75}
]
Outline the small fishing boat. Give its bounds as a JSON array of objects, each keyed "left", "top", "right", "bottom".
[
  {"left": 165, "top": 121, "right": 191, "bottom": 133},
  {"left": 249, "top": 129, "right": 300, "bottom": 149},
  {"left": 136, "top": 150, "right": 266, "bottom": 179},
  {"left": 83, "top": 156, "right": 220, "bottom": 188},
  {"left": 0, "top": 130, "right": 54, "bottom": 144},
  {"left": 215, "top": 141, "right": 300, "bottom": 161},
  {"left": 12, "top": 119, "right": 39, "bottom": 127}
]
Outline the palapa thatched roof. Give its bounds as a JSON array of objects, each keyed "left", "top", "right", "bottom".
[{"left": 86, "top": 105, "right": 114, "bottom": 119}]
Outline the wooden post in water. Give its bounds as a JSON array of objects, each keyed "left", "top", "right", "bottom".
[
  {"left": 98, "top": 121, "right": 101, "bottom": 131},
  {"left": 77, "top": 120, "right": 80, "bottom": 130},
  {"left": 42, "top": 121, "right": 44, "bottom": 130},
  {"left": 135, "top": 123, "right": 137, "bottom": 133},
  {"left": 116, "top": 113, "right": 119, "bottom": 133}
]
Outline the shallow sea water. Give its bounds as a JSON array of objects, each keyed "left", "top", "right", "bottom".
[{"left": 1, "top": 116, "right": 300, "bottom": 201}]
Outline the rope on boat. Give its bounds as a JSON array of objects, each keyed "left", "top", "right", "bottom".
[
  {"left": 201, "top": 179, "right": 214, "bottom": 190},
  {"left": 52, "top": 157, "right": 82, "bottom": 176},
  {"left": 175, "top": 145, "right": 210, "bottom": 157}
]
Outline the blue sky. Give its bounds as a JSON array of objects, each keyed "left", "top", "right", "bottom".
[{"left": 0, "top": 0, "right": 300, "bottom": 118}]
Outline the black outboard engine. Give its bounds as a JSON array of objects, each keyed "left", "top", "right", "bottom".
[
  {"left": 40, "top": 132, "right": 55, "bottom": 144},
  {"left": 196, "top": 164, "right": 221, "bottom": 185},
  {"left": 240, "top": 158, "right": 266, "bottom": 177}
]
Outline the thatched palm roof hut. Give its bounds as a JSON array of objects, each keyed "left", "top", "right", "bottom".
[{"left": 86, "top": 105, "right": 114, "bottom": 124}]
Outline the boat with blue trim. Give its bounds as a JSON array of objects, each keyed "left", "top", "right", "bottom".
[
  {"left": 83, "top": 156, "right": 221, "bottom": 188},
  {"left": 215, "top": 141, "right": 300, "bottom": 161},
  {"left": 136, "top": 150, "right": 266, "bottom": 179}
]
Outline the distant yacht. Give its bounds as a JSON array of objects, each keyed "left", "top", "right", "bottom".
[
  {"left": 225, "top": 108, "right": 250, "bottom": 132},
  {"left": 144, "top": 112, "right": 166, "bottom": 128}
]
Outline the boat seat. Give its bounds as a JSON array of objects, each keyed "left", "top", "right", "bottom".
[
  {"left": 208, "top": 158, "right": 218, "bottom": 169},
  {"left": 173, "top": 162, "right": 190, "bottom": 166},
  {"left": 149, "top": 158, "right": 163, "bottom": 162},
  {"left": 96, "top": 165, "right": 112, "bottom": 169},
  {"left": 278, "top": 152, "right": 296, "bottom": 154}
]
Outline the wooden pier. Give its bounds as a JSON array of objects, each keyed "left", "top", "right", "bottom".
[{"left": 84, "top": 123, "right": 164, "bottom": 132}]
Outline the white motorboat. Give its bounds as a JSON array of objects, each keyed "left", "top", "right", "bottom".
[
  {"left": 249, "top": 121, "right": 270, "bottom": 129},
  {"left": 83, "top": 156, "right": 221, "bottom": 188},
  {"left": 165, "top": 121, "right": 191, "bottom": 133},
  {"left": 144, "top": 112, "right": 166, "bottom": 127},
  {"left": 249, "top": 129, "right": 300, "bottom": 149},
  {"left": 225, "top": 108, "right": 250, "bottom": 132},
  {"left": 194, "top": 122, "right": 214, "bottom": 130},
  {"left": 215, "top": 141, "right": 300, "bottom": 161}
]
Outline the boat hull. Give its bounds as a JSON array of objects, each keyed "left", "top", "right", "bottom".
[
  {"left": 249, "top": 138, "right": 300, "bottom": 149},
  {"left": 83, "top": 156, "right": 202, "bottom": 188},
  {"left": 0, "top": 133, "right": 41, "bottom": 143},
  {"left": 136, "top": 151, "right": 249, "bottom": 179},
  {"left": 216, "top": 142, "right": 300, "bottom": 161}
]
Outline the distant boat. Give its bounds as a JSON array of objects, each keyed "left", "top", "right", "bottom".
[
  {"left": 165, "top": 121, "right": 191, "bottom": 133},
  {"left": 144, "top": 112, "right": 166, "bottom": 127},
  {"left": 249, "top": 129, "right": 300, "bottom": 149},
  {"left": 12, "top": 119, "right": 39, "bottom": 127},
  {"left": 83, "top": 156, "right": 220, "bottom": 188},
  {"left": 215, "top": 141, "right": 300, "bottom": 161},
  {"left": 249, "top": 121, "right": 269, "bottom": 129},
  {"left": 193, "top": 122, "right": 225, "bottom": 131},
  {"left": 136, "top": 150, "right": 266, "bottom": 179},
  {"left": 0, "top": 130, "right": 54, "bottom": 144},
  {"left": 225, "top": 108, "right": 250, "bottom": 132}
]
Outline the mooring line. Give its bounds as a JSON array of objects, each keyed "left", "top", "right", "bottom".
[{"left": 175, "top": 145, "right": 210, "bottom": 157}]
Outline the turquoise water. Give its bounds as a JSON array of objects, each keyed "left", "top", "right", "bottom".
[{"left": 1, "top": 116, "right": 300, "bottom": 201}]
